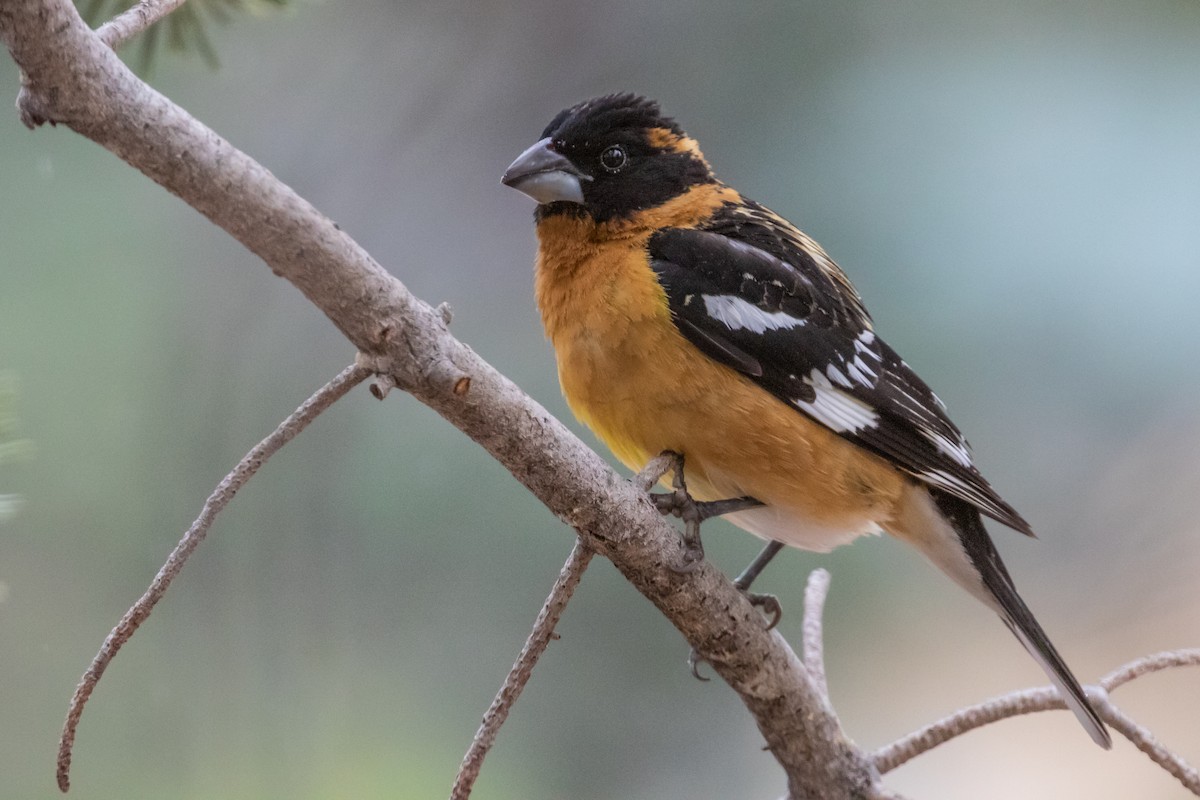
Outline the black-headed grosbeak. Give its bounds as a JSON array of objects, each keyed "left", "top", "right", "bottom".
[{"left": 502, "top": 93, "right": 1111, "bottom": 748}]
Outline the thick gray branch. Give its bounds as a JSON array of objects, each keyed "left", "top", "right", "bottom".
[{"left": 0, "top": 2, "right": 875, "bottom": 796}]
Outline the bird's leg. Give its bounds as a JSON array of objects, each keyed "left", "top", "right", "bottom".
[
  {"left": 645, "top": 452, "right": 780, "bottom": 678},
  {"left": 650, "top": 451, "right": 704, "bottom": 571},
  {"left": 650, "top": 451, "right": 761, "bottom": 573},
  {"left": 732, "top": 540, "right": 785, "bottom": 630},
  {"left": 686, "top": 540, "right": 786, "bottom": 681}
]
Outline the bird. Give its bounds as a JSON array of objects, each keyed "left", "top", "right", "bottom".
[{"left": 501, "top": 92, "right": 1111, "bottom": 748}]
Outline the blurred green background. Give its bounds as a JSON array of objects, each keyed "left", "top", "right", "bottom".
[{"left": 2, "top": 1, "right": 1199, "bottom": 798}]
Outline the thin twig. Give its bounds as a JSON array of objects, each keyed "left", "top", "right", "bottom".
[
  {"left": 1092, "top": 692, "right": 1200, "bottom": 795},
  {"left": 796, "top": 570, "right": 907, "bottom": 800},
  {"left": 633, "top": 451, "right": 678, "bottom": 492},
  {"left": 1102, "top": 649, "right": 1200, "bottom": 692},
  {"left": 450, "top": 540, "right": 593, "bottom": 800},
  {"left": 801, "top": 568, "right": 831, "bottom": 702},
  {"left": 96, "top": 0, "right": 190, "bottom": 50},
  {"left": 450, "top": 456, "right": 676, "bottom": 799},
  {"left": 55, "top": 362, "right": 369, "bottom": 793},
  {"left": 874, "top": 686, "right": 1063, "bottom": 773},
  {"left": 873, "top": 651, "right": 1200, "bottom": 797}
]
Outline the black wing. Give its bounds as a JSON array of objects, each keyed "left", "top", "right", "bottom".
[{"left": 648, "top": 200, "right": 1032, "bottom": 535}]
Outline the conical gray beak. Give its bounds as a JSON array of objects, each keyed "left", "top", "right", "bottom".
[{"left": 502, "top": 137, "right": 591, "bottom": 205}]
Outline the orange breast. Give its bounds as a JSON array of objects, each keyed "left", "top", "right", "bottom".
[{"left": 531, "top": 191, "right": 908, "bottom": 550}]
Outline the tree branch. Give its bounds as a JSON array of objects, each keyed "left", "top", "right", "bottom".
[
  {"left": 95, "top": 0, "right": 191, "bottom": 49},
  {"left": 874, "top": 686, "right": 1069, "bottom": 774},
  {"left": 54, "top": 363, "right": 369, "bottom": 792},
  {"left": 1101, "top": 649, "right": 1200, "bottom": 692},
  {"left": 450, "top": 540, "right": 593, "bottom": 800},
  {"left": 873, "top": 652, "right": 1200, "bottom": 795},
  {"left": 1, "top": 2, "right": 875, "bottom": 796},
  {"left": 1091, "top": 692, "right": 1200, "bottom": 795},
  {"left": 450, "top": 454, "right": 685, "bottom": 799},
  {"left": 802, "top": 568, "right": 832, "bottom": 703}
]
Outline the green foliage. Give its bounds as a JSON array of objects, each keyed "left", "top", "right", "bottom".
[
  {"left": 77, "top": 0, "right": 291, "bottom": 69},
  {"left": 0, "top": 373, "right": 32, "bottom": 524}
]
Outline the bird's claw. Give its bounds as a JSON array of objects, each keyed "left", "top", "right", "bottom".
[
  {"left": 687, "top": 647, "right": 711, "bottom": 682},
  {"left": 745, "top": 591, "right": 783, "bottom": 630},
  {"left": 669, "top": 515, "right": 705, "bottom": 572},
  {"left": 684, "top": 592, "right": 779, "bottom": 683}
]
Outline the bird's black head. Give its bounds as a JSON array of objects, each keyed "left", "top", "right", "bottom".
[{"left": 502, "top": 93, "right": 715, "bottom": 224}]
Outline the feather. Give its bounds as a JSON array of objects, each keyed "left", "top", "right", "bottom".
[{"left": 649, "top": 209, "right": 1032, "bottom": 534}]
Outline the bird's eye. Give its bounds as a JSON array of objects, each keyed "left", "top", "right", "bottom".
[{"left": 599, "top": 144, "right": 628, "bottom": 172}]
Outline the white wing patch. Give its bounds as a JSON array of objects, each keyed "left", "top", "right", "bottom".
[
  {"left": 845, "top": 357, "right": 874, "bottom": 386},
  {"left": 846, "top": 330, "right": 881, "bottom": 387},
  {"left": 921, "top": 428, "right": 974, "bottom": 467},
  {"left": 826, "top": 364, "right": 853, "bottom": 389},
  {"left": 703, "top": 294, "right": 806, "bottom": 333},
  {"left": 794, "top": 369, "right": 879, "bottom": 433},
  {"left": 918, "top": 468, "right": 1005, "bottom": 516}
]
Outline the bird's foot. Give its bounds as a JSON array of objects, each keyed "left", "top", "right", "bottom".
[
  {"left": 742, "top": 590, "right": 783, "bottom": 630},
  {"left": 645, "top": 452, "right": 777, "bottom": 674},
  {"left": 731, "top": 540, "right": 786, "bottom": 629},
  {"left": 649, "top": 452, "right": 761, "bottom": 573},
  {"left": 650, "top": 451, "right": 705, "bottom": 571}
]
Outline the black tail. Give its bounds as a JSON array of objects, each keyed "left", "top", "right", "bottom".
[{"left": 933, "top": 492, "right": 1112, "bottom": 748}]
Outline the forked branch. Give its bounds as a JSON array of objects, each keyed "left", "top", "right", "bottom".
[
  {"left": 784, "top": 571, "right": 1200, "bottom": 797},
  {"left": 873, "top": 648, "right": 1200, "bottom": 794}
]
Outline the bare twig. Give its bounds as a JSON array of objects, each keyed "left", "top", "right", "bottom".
[
  {"left": 632, "top": 451, "right": 677, "bottom": 492},
  {"left": 450, "top": 540, "right": 593, "bottom": 800},
  {"left": 55, "top": 362, "right": 370, "bottom": 792},
  {"left": 1092, "top": 691, "right": 1200, "bottom": 795},
  {"left": 95, "top": 0, "right": 190, "bottom": 49},
  {"left": 873, "top": 686, "right": 1064, "bottom": 773},
  {"left": 801, "top": 568, "right": 831, "bottom": 702},
  {"left": 792, "top": 570, "right": 903, "bottom": 800},
  {"left": 1102, "top": 649, "right": 1200, "bottom": 691},
  {"left": 449, "top": 456, "right": 687, "bottom": 799},
  {"left": 873, "top": 652, "right": 1200, "bottom": 796}
]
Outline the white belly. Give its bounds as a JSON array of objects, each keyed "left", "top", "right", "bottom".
[{"left": 723, "top": 504, "right": 883, "bottom": 553}]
